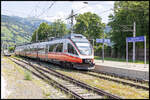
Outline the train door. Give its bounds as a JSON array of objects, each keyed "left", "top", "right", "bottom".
[
  {"left": 36, "top": 45, "right": 38, "bottom": 59},
  {"left": 24, "top": 46, "right": 26, "bottom": 56},
  {"left": 45, "top": 44, "right": 49, "bottom": 61}
]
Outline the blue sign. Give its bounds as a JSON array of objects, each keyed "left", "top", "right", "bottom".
[
  {"left": 96, "top": 39, "right": 103, "bottom": 43},
  {"left": 96, "top": 39, "right": 110, "bottom": 43},
  {"left": 134, "top": 36, "right": 145, "bottom": 42},
  {"left": 104, "top": 39, "right": 110, "bottom": 43},
  {"left": 127, "top": 36, "right": 145, "bottom": 42},
  {"left": 126, "top": 37, "right": 134, "bottom": 42}
]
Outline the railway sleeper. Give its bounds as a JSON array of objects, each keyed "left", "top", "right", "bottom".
[
  {"left": 79, "top": 93, "right": 103, "bottom": 99},
  {"left": 73, "top": 89, "right": 87, "bottom": 94}
]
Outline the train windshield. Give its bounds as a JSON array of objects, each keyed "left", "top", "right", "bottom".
[{"left": 75, "top": 42, "right": 92, "bottom": 55}]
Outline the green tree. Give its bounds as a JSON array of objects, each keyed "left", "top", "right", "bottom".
[
  {"left": 31, "top": 29, "right": 37, "bottom": 42},
  {"left": 74, "top": 12, "right": 105, "bottom": 40},
  {"left": 31, "top": 22, "right": 49, "bottom": 42},
  {"left": 31, "top": 20, "right": 68, "bottom": 42},
  {"left": 51, "top": 19, "right": 68, "bottom": 37},
  {"left": 108, "top": 1, "right": 149, "bottom": 58}
]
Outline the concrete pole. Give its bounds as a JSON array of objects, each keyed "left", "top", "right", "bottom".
[
  {"left": 144, "top": 36, "right": 146, "bottom": 65},
  {"left": 71, "top": 10, "right": 74, "bottom": 33},
  {"left": 126, "top": 39, "right": 128, "bottom": 64},
  {"left": 133, "top": 22, "right": 136, "bottom": 63}
]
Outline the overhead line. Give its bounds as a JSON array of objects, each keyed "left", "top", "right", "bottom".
[
  {"left": 35, "top": 1, "right": 55, "bottom": 18},
  {"left": 27, "top": 2, "right": 41, "bottom": 18}
]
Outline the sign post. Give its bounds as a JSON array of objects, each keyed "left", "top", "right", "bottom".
[
  {"left": 126, "top": 39, "right": 128, "bottom": 63},
  {"left": 144, "top": 36, "right": 146, "bottom": 65},
  {"left": 133, "top": 22, "right": 136, "bottom": 63},
  {"left": 96, "top": 38, "right": 110, "bottom": 63},
  {"left": 126, "top": 36, "right": 146, "bottom": 65}
]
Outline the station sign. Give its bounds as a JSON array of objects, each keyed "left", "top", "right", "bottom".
[
  {"left": 126, "top": 36, "right": 146, "bottom": 64},
  {"left": 126, "top": 36, "right": 145, "bottom": 42},
  {"left": 96, "top": 39, "right": 110, "bottom": 44}
]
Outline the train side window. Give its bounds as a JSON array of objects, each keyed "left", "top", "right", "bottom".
[
  {"left": 49, "top": 44, "right": 57, "bottom": 52},
  {"left": 56, "top": 43, "right": 63, "bottom": 52},
  {"left": 68, "top": 43, "right": 78, "bottom": 55}
]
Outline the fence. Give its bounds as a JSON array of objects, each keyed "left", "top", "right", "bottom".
[{"left": 94, "top": 47, "right": 149, "bottom": 61}]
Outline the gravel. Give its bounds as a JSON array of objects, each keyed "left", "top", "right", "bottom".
[
  {"left": 1, "top": 57, "right": 70, "bottom": 99},
  {"left": 1, "top": 76, "right": 11, "bottom": 99}
]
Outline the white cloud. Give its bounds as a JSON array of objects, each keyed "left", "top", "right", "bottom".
[
  {"left": 95, "top": 4, "right": 104, "bottom": 10},
  {"left": 105, "top": 1, "right": 114, "bottom": 5},
  {"left": 43, "top": 11, "right": 69, "bottom": 23},
  {"left": 71, "top": 2, "right": 85, "bottom": 10},
  {"left": 71, "top": 2, "right": 94, "bottom": 14}
]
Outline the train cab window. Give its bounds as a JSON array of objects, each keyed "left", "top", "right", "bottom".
[
  {"left": 49, "top": 44, "right": 57, "bottom": 52},
  {"left": 68, "top": 43, "right": 78, "bottom": 55},
  {"left": 56, "top": 43, "right": 63, "bottom": 52}
]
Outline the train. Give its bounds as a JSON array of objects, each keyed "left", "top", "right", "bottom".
[
  {"left": 15, "top": 33, "right": 95, "bottom": 70},
  {"left": 3, "top": 50, "right": 11, "bottom": 56}
]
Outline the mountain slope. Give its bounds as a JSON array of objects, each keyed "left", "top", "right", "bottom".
[{"left": 1, "top": 15, "right": 52, "bottom": 46}]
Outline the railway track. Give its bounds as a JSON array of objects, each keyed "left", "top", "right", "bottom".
[
  {"left": 9, "top": 57, "right": 122, "bottom": 99},
  {"left": 43, "top": 59, "right": 149, "bottom": 90},
  {"left": 13, "top": 56, "right": 149, "bottom": 91},
  {"left": 31, "top": 57, "right": 149, "bottom": 91}
]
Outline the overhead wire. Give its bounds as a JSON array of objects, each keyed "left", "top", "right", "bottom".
[
  {"left": 35, "top": 1, "right": 55, "bottom": 18},
  {"left": 27, "top": 2, "right": 41, "bottom": 18}
]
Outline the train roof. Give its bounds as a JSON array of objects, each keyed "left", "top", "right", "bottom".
[
  {"left": 63, "top": 33, "right": 86, "bottom": 39},
  {"left": 16, "top": 33, "right": 88, "bottom": 47}
]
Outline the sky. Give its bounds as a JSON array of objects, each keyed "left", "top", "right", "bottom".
[{"left": 1, "top": 1, "right": 114, "bottom": 24}]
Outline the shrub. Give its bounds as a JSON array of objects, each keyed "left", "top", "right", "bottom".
[{"left": 24, "top": 71, "right": 32, "bottom": 80}]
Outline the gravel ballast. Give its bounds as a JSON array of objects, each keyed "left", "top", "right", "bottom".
[{"left": 1, "top": 56, "right": 70, "bottom": 99}]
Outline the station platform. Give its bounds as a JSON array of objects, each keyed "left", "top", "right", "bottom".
[{"left": 94, "top": 59, "right": 149, "bottom": 81}]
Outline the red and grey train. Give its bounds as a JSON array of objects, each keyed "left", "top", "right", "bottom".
[{"left": 15, "top": 33, "right": 95, "bottom": 70}]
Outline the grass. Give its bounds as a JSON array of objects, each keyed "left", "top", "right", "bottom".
[
  {"left": 6, "top": 57, "right": 25, "bottom": 75},
  {"left": 43, "top": 91, "right": 51, "bottom": 97},
  {"left": 94, "top": 56, "right": 149, "bottom": 64},
  {"left": 24, "top": 71, "right": 32, "bottom": 80},
  {"left": 4, "top": 57, "right": 32, "bottom": 81}
]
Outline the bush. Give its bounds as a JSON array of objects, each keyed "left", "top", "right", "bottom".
[
  {"left": 24, "top": 71, "right": 32, "bottom": 80},
  {"left": 8, "top": 46, "right": 15, "bottom": 53}
]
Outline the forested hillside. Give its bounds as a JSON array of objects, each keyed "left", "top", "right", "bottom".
[{"left": 1, "top": 15, "right": 51, "bottom": 46}]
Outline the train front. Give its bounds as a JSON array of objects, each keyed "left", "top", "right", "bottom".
[{"left": 71, "top": 34, "right": 95, "bottom": 70}]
